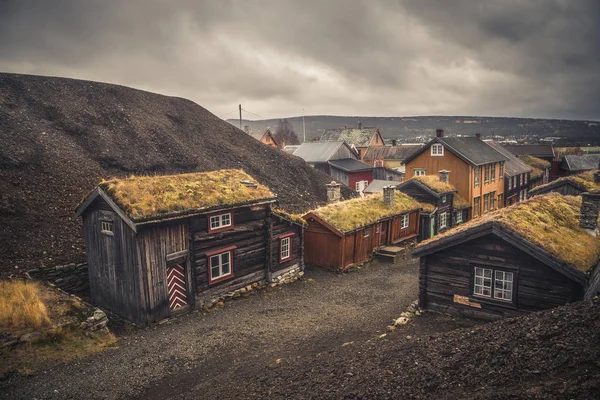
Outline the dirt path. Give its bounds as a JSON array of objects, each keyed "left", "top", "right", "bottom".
[{"left": 0, "top": 258, "right": 474, "bottom": 400}]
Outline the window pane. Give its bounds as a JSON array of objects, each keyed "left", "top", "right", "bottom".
[
  {"left": 221, "top": 214, "right": 231, "bottom": 226},
  {"left": 221, "top": 260, "right": 230, "bottom": 275},
  {"left": 221, "top": 252, "right": 230, "bottom": 264}
]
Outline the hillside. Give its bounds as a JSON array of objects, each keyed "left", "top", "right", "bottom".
[
  {"left": 0, "top": 73, "right": 348, "bottom": 276},
  {"left": 233, "top": 115, "right": 600, "bottom": 144}
]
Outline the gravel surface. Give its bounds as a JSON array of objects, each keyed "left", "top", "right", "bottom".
[{"left": 1, "top": 258, "right": 474, "bottom": 399}]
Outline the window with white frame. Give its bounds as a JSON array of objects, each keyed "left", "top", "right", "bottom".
[
  {"left": 355, "top": 180, "right": 369, "bottom": 192},
  {"left": 455, "top": 211, "right": 463, "bottom": 224},
  {"left": 490, "top": 163, "right": 496, "bottom": 182},
  {"left": 518, "top": 174, "right": 522, "bottom": 187},
  {"left": 401, "top": 214, "right": 409, "bottom": 229},
  {"left": 439, "top": 212, "right": 448, "bottom": 229},
  {"left": 474, "top": 167, "right": 481, "bottom": 186},
  {"left": 364, "top": 229, "right": 370, "bottom": 238},
  {"left": 508, "top": 176, "right": 513, "bottom": 190},
  {"left": 441, "top": 195, "right": 447, "bottom": 203},
  {"left": 524, "top": 173, "right": 528, "bottom": 184},
  {"left": 101, "top": 221, "right": 113, "bottom": 235},
  {"left": 414, "top": 169, "right": 426, "bottom": 177},
  {"left": 473, "top": 196, "right": 481, "bottom": 217},
  {"left": 473, "top": 267, "right": 514, "bottom": 301},
  {"left": 209, "top": 213, "right": 232, "bottom": 231},
  {"left": 280, "top": 237, "right": 291, "bottom": 261},
  {"left": 209, "top": 250, "right": 232, "bottom": 282},
  {"left": 376, "top": 224, "right": 380, "bottom": 234},
  {"left": 431, "top": 144, "right": 444, "bottom": 156}
]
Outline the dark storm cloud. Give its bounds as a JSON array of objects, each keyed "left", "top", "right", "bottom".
[{"left": 0, "top": 0, "right": 598, "bottom": 120}]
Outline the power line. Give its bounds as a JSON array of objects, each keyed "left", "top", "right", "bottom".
[
  {"left": 220, "top": 109, "right": 239, "bottom": 119},
  {"left": 241, "top": 108, "right": 264, "bottom": 120}
]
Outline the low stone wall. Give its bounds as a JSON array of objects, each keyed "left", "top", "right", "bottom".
[{"left": 27, "top": 263, "right": 90, "bottom": 298}]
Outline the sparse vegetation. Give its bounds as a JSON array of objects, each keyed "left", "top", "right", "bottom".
[
  {"left": 420, "top": 193, "right": 600, "bottom": 272},
  {"left": 453, "top": 194, "right": 470, "bottom": 209},
  {"left": 307, "top": 192, "right": 425, "bottom": 232},
  {"left": 0, "top": 281, "right": 51, "bottom": 330},
  {"left": 273, "top": 208, "right": 307, "bottom": 226},
  {"left": 99, "top": 169, "right": 275, "bottom": 221},
  {"left": 518, "top": 155, "right": 551, "bottom": 179},
  {"left": 411, "top": 175, "right": 456, "bottom": 193},
  {"left": 530, "top": 170, "right": 600, "bottom": 195}
]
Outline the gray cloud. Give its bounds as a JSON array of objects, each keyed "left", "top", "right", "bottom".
[{"left": 0, "top": 0, "right": 598, "bottom": 120}]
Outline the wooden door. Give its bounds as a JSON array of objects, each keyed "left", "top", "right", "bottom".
[{"left": 167, "top": 263, "right": 188, "bottom": 311}]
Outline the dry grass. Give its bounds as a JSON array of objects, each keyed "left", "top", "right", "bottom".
[
  {"left": 273, "top": 208, "right": 307, "bottom": 226},
  {"left": 99, "top": 169, "right": 275, "bottom": 220},
  {"left": 518, "top": 155, "right": 551, "bottom": 169},
  {"left": 411, "top": 175, "right": 456, "bottom": 193},
  {"left": 453, "top": 194, "right": 470, "bottom": 209},
  {"left": 530, "top": 167, "right": 544, "bottom": 179},
  {"left": 419, "top": 193, "right": 600, "bottom": 272},
  {"left": 306, "top": 192, "right": 425, "bottom": 233},
  {"left": 531, "top": 172, "right": 600, "bottom": 195},
  {"left": 0, "top": 281, "right": 51, "bottom": 330}
]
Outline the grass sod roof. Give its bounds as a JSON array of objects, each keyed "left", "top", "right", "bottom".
[
  {"left": 453, "top": 194, "right": 471, "bottom": 209},
  {"left": 98, "top": 169, "right": 275, "bottom": 221},
  {"left": 411, "top": 175, "right": 457, "bottom": 194},
  {"left": 305, "top": 191, "right": 426, "bottom": 233},
  {"left": 530, "top": 171, "right": 600, "bottom": 195},
  {"left": 418, "top": 193, "right": 600, "bottom": 273},
  {"left": 272, "top": 208, "right": 307, "bottom": 227},
  {"left": 518, "top": 155, "right": 551, "bottom": 170}
]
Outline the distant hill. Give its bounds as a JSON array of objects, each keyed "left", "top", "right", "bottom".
[
  {"left": 0, "top": 73, "right": 350, "bottom": 276},
  {"left": 230, "top": 115, "right": 600, "bottom": 144}
]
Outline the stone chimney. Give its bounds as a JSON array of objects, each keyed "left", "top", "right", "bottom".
[
  {"left": 383, "top": 185, "right": 395, "bottom": 207},
  {"left": 326, "top": 181, "right": 341, "bottom": 203},
  {"left": 436, "top": 129, "right": 444, "bottom": 138},
  {"left": 358, "top": 121, "right": 362, "bottom": 129},
  {"left": 392, "top": 139, "right": 397, "bottom": 147},
  {"left": 244, "top": 125, "right": 250, "bottom": 134},
  {"left": 594, "top": 171, "right": 600, "bottom": 184},
  {"left": 439, "top": 170, "right": 450, "bottom": 183},
  {"left": 580, "top": 192, "right": 600, "bottom": 235},
  {"left": 476, "top": 133, "right": 482, "bottom": 139}
]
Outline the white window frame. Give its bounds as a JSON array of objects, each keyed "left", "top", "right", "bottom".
[
  {"left": 209, "top": 251, "right": 232, "bottom": 282},
  {"left": 441, "top": 195, "right": 447, "bottom": 203},
  {"left": 101, "top": 221, "right": 113, "bottom": 235},
  {"left": 355, "top": 180, "right": 369, "bottom": 192},
  {"left": 363, "top": 229, "right": 370, "bottom": 238},
  {"left": 455, "top": 211, "right": 463, "bottom": 224},
  {"left": 431, "top": 144, "right": 444, "bottom": 156},
  {"left": 524, "top": 173, "right": 528, "bottom": 184},
  {"left": 508, "top": 176, "right": 513, "bottom": 190},
  {"left": 474, "top": 267, "right": 492, "bottom": 297},
  {"left": 474, "top": 167, "right": 480, "bottom": 187},
  {"left": 400, "top": 214, "right": 409, "bottom": 229},
  {"left": 280, "top": 237, "right": 291, "bottom": 261},
  {"left": 474, "top": 196, "right": 481, "bottom": 217},
  {"left": 210, "top": 212, "right": 232, "bottom": 231},
  {"left": 494, "top": 270, "right": 514, "bottom": 301},
  {"left": 414, "top": 169, "right": 426, "bottom": 177},
  {"left": 439, "top": 212, "right": 448, "bottom": 229}
]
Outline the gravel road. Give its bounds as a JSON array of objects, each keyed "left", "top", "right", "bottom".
[{"left": 0, "top": 258, "right": 472, "bottom": 399}]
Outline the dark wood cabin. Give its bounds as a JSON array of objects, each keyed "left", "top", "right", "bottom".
[
  {"left": 560, "top": 154, "right": 600, "bottom": 177},
  {"left": 303, "top": 188, "right": 422, "bottom": 271},
  {"left": 528, "top": 170, "right": 599, "bottom": 198},
  {"left": 517, "top": 155, "right": 551, "bottom": 190},
  {"left": 486, "top": 142, "right": 532, "bottom": 206},
  {"left": 75, "top": 169, "right": 304, "bottom": 324},
  {"left": 413, "top": 193, "right": 600, "bottom": 321}
]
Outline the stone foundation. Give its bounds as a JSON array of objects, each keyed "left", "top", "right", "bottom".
[{"left": 27, "top": 262, "right": 90, "bottom": 298}]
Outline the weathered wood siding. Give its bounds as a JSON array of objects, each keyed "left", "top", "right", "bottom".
[
  {"left": 389, "top": 211, "right": 419, "bottom": 243},
  {"left": 136, "top": 221, "right": 189, "bottom": 322},
  {"left": 82, "top": 198, "right": 146, "bottom": 323},
  {"left": 420, "top": 234, "right": 584, "bottom": 320},
  {"left": 191, "top": 205, "right": 269, "bottom": 301},
  {"left": 304, "top": 218, "right": 343, "bottom": 269},
  {"left": 271, "top": 217, "right": 303, "bottom": 274},
  {"left": 329, "top": 167, "right": 349, "bottom": 186}
]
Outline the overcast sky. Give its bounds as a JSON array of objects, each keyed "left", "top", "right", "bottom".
[{"left": 1, "top": 0, "right": 599, "bottom": 120}]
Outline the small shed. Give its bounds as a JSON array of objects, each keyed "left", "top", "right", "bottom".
[
  {"left": 75, "top": 169, "right": 304, "bottom": 324},
  {"left": 413, "top": 193, "right": 600, "bottom": 321},
  {"left": 303, "top": 187, "right": 422, "bottom": 271}
]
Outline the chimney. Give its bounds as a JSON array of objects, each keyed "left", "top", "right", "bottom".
[
  {"left": 358, "top": 121, "right": 362, "bottom": 129},
  {"left": 244, "top": 125, "right": 250, "bottom": 134},
  {"left": 594, "top": 171, "right": 600, "bottom": 184},
  {"left": 436, "top": 129, "right": 444, "bottom": 138},
  {"left": 326, "top": 181, "right": 341, "bottom": 203},
  {"left": 476, "top": 133, "right": 482, "bottom": 139},
  {"left": 439, "top": 170, "right": 450, "bottom": 183},
  {"left": 392, "top": 139, "right": 397, "bottom": 147},
  {"left": 579, "top": 192, "right": 600, "bottom": 236},
  {"left": 383, "top": 185, "right": 395, "bottom": 207}
]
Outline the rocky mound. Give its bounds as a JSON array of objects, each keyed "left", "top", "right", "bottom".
[
  {"left": 219, "top": 299, "right": 600, "bottom": 399},
  {"left": 0, "top": 73, "right": 350, "bottom": 276}
]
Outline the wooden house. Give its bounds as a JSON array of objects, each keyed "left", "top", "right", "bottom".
[
  {"left": 529, "top": 170, "right": 600, "bottom": 198},
  {"left": 363, "top": 144, "right": 422, "bottom": 172},
  {"left": 292, "top": 141, "right": 359, "bottom": 174},
  {"left": 75, "top": 169, "right": 304, "bottom": 324},
  {"left": 396, "top": 173, "right": 470, "bottom": 241},
  {"left": 517, "top": 155, "right": 551, "bottom": 190},
  {"left": 302, "top": 185, "right": 422, "bottom": 271},
  {"left": 560, "top": 154, "right": 600, "bottom": 177},
  {"left": 319, "top": 124, "right": 385, "bottom": 160},
  {"left": 402, "top": 130, "right": 509, "bottom": 220},
  {"left": 502, "top": 144, "right": 557, "bottom": 180},
  {"left": 414, "top": 193, "right": 600, "bottom": 321},
  {"left": 249, "top": 128, "right": 278, "bottom": 148},
  {"left": 486, "top": 142, "right": 532, "bottom": 206},
  {"left": 328, "top": 158, "right": 374, "bottom": 193}
]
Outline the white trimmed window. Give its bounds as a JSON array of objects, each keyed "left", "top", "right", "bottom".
[
  {"left": 524, "top": 173, "right": 528, "bottom": 184},
  {"left": 474, "top": 167, "right": 481, "bottom": 186},
  {"left": 455, "top": 211, "right": 463, "bottom": 224},
  {"left": 414, "top": 169, "right": 426, "bottom": 177},
  {"left": 210, "top": 213, "right": 232, "bottom": 231},
  {"left": 364, "top": 229, "right": 370, "bottom": 238},
  {"left": 355, "top": 180, "right": 369, "bottom": 192},
  {"left": 474, "top": 267, "right": 514, "bottom": 301},
  {"left": 280, "top": 237, "right": 291, "bottom": 261},
  {"left": 431, "top": 144, "right": 444, "bottom": 156},
  {"left": 441, "top": 195, "right": 447, "bottom": 203},
  {"left": 474, "top": 267, "right": 492, "bottom": 297},
  {"left": 101, "top": 221, "right": 113, "bottom": 235},
  {"left": 494, "top": 271, "right": 514, "bottom": 301},
  {"left": 209, "top": 251, "right": 232, "bottom": 282},
  {"left": 439, "top": 212, "right": 448, "bottom": 229},
  {"left": 401, "top": 214, "right": 409, "bottom": 229}
]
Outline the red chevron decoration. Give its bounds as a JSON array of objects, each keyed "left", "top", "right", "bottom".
[{"left": 167, "top": 264, "right": 188, "bottom": 311}]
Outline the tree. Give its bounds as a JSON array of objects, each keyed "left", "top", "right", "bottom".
[{"left": 274, "top": 119, "right": 300, "bottom": 149}]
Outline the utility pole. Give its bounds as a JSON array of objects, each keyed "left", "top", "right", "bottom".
[
  {"left": 302, "top": 109, "right": 306, "bottom": 143},
  {"left": 239, "top": 104, "right": 242, "bottom": 130}
]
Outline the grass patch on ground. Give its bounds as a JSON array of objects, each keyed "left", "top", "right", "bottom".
[{"left": 0, "top": 281, "right": 51, "bottom": 330}]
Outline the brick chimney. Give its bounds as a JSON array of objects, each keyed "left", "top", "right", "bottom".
[
  {"left": 383, "top": 185, "right": 395, "bottom": 207},
  {"left": 436, "top": 129, "right": 444, "bottom": 138},
  {"left": 594, "top": 171, "right": 600, "bottom": 184},
  {"left": 326, "top": 181, "right": 341, "bottom": 203},
  {"left": 439, "top": 170, "right": 450, "bottom": 183},
  {"left": 475, "top": 133, "right": 482, "bottom": 139},
  {"left": 580, "top": 192, "right": 600, "bottom": 235}
]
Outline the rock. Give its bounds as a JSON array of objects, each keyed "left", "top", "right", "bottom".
[
  {"left": 19, "top": 332, "right": 43, "bottom": 343},
  {"left": 387, "top": 325, "right": 396, "bottom": 332},
  {"left": 394, "top": 317, "right": 409, "bottom": 326}
]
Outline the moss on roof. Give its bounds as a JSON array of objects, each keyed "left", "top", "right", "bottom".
[
  {"left": 518, "top": 155, "right": 551, "bottom": 170},
  {"left": 530, "top": 167, "right": 544, "bottom": 179},
  {"left": 453, "top": 194, "right": 470, "bottom": 209},
  {"left": 419, "top": 193, "right": 600, "bottom": 273},
  {"left": 411, "top": 175, "right": 456, "bottom": 194},
  {"left": 305, "top": 192, "right": 424, "bottom": 233},
  {"left": 99, "top": 169, "right": 275, "bottom": 221},
  {"left": 531, "top": 171, "right": 600, "bottom": 195},
  {"left": 273, "top": 208, "right": 307, "bottom": 226}
]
